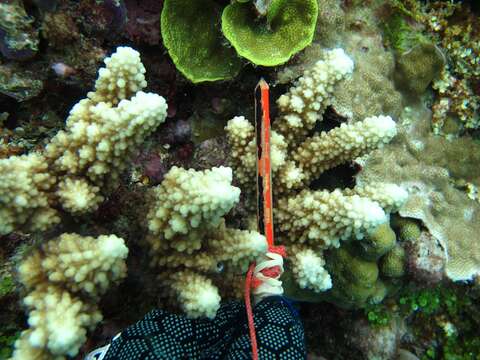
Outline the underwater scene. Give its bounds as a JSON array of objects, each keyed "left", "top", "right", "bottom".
[{"left": 1, "top": 0, "right": 480, "bottom": 359}]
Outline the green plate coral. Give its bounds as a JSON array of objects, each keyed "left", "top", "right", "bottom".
[
  {"left": 221, "top": 0, "right": 318, "bottom": 66},
  {"left": 160, "top": 0, "right": 243, "bottom": 83}
]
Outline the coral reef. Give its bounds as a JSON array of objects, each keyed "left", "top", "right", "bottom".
[
  {"left": 1, "top": 0, "right": 479, "bottom": 357},
  {"left": 146, "top": 166, "right": 267, "bottom": 318},
  {"left": 0, "top": 46, "right": 168, "bottom": 235},
  {"left": 11, "top": 233, "right": 128, "bottom": 358}
]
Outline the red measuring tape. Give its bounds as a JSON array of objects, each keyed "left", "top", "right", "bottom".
[{"left": 244, "top": 79, "right": 285, "bottom": 360}]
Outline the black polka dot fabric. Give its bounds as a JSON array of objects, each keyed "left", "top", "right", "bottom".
[{"left": 103, "top": 297, "right": 306, "bottom": 359}]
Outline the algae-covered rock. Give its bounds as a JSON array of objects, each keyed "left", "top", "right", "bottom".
[
  {"left": 221, "top": 0, "right": 318, "bottom": 66},
  {"left": 161, "top": 0, "right": 243, "bottom": 83},
  {"left": 380, "top": 244, "right": 406, "bottom": 278},
  {"left": 0, "top": 0, "right": 39, "bottom": 60},
  {"left": 0, "top": 63, "right": 44, "bottom": 101},
  {"left": 395, "top": 43, "right": 445, "bottom": 97},
  {"left": 355, "top": 223, "right": 397, "bottom": 261}
]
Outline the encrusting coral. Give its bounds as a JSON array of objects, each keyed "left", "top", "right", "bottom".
[
  {"left": 11, "top": 233, "right": 129, "bottom": 359},
  {"left": 146, "top": 166, "right": 267, "bottom": 318},
  {"left": 225, "top": 48, "right": 408, "bottom": 301},
  {"left": 0, "top": 46, "right": 168, "bottom": 235},
  {"left": 356, "top": 105, "right": 480, "bottom": 282}
]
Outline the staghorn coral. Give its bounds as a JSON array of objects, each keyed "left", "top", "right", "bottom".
[
  {"left": 11, "top": 233, "right": 128, "bottom": 359},
  {"left": 146, "top": 166, "right": 267, "bottom": 318},
  {"left": 0, "top": 153, "right": 58, "bottom": 235},
  {"left": 276, "top": 189, "right": 387, "bottom": 249},
  {"left": 274, "top": 48, "right": 354, "bottom": 144},
  {"left": 0, "top": 46, "right": 168, "bottom": 235},
  {"left": 290, "top": 247, "right": 332, "bottom": 293},
  {"left": 225, "top": 115, "right": 287, "bottom": 188},
  {"left": 291, "top": 116, "right": 398, "bottom": 188},
  {"left": 226, "top": 48, "right": 407, "bottom": 299}
]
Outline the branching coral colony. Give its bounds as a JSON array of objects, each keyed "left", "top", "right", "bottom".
[
  {"left": 0, "top": 47, "right": 168, "bottom": 235},
  {"left": 226, "top": 48, "right": 408, "bottom": 298},
  {"left": 1, "top": 46, "right": 162, "bottom": 359},
  {"left": 2, "top": 46, "right": 268, "bottom": 357}
]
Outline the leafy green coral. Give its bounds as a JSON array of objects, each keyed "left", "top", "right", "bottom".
[
  {"left": 160, "top": 0, "right": 243, "bottom": 83},
  {"left": 221, "top": 0, "right": 318, "bottom": 66},
  {"left": 160, "top": 0, "right": 318, "bottom": 80}
]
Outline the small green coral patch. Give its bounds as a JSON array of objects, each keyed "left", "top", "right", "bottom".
[
  {"left": 355, "top": 223, "right": 397, "bottom": 261},
  {"left": 221, "top": 0, "right": 318, "bottom": 66},
  {"left": 161, "top": 0, "right": 243, "bottom": 83},
  {"left": 391, "top": 215, "right": 421, "bottom": 242},
  {"left": 0, "top": 276, "right": 15, "bottom": 298},
  {"left": 380, "top": 244, "right": 406, "bottom": 278},
  {"left": 324, "top": 246, "right": 386, "bottom": 309}
]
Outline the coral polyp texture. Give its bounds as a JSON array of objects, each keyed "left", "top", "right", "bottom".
[
  {"left": 226, "top": 48, "right": 407, "bottom": 298},
  {"left": 356, "top": 105, "right": 480, "bottom": 281},
  {"left": 146, "top": 166, "right": 267, "bottom": 318},
  {"left": 0, "top": 46, "right": 168, "bottom": 235},
  {"left": 11, "top": 233, "right": 128, "bottom": 359}
]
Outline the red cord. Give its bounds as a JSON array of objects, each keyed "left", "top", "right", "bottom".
[
  {"left": 245, "top": 263, "right": 259, "bottom": 360},
  {"left": 245, "top": 245, "right": 286, "bottom": 360}
]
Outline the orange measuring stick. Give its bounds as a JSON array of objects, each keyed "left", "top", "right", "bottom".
[
  {"left": 255, "top": 78, "right": 275, "bottom": 248},
  {"left": 244, "top": 78, "right": 277, "bottom": 360}
]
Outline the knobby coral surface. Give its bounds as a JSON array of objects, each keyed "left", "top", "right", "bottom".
[
  {"left": 146, "top": 166, "right": 267, "bottom": 318},
  {"left": 0, "top": 46, "right": 168, "bottom": 235},
  {"left": 11, "top": 233, "right": 128, "bottom": 359}
]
